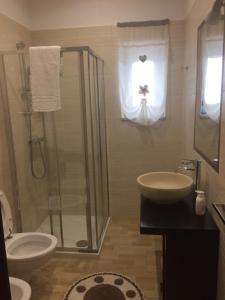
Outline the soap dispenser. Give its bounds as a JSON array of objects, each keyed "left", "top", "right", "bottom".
[{"left": 195, "top": 190, "right": 206, "bottom": 216}]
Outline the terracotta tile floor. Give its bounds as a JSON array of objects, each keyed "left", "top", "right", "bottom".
[{"left": 30, "top": 221, "right": 162, "bottom": 300}]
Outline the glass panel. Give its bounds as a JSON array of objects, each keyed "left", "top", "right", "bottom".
[
  {"left": 53, "top": 51, "right": 88, "bottom": 249},
  {"left": 43, "top": 112, "right": 62, "bottom": 247},
  {"left": 3, "top": 54, "right": 50, "bottom": 233},
  {"left": 89, "top": 55, "right": 104, "bottom": 245},
  {"left": 81, "top": 51, "right": 96, "bottom": 249},
  {"left": 87, "top": 54, "right": 110, "bottom": 247},
  {"left": 97, "top": 59, "right": 109, "bottom": 226}
]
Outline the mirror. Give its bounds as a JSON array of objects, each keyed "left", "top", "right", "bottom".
[{"left": 194, "top": 15, "right": 224, "bottom": 171}]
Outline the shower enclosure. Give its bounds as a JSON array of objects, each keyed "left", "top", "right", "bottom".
[{"left": 0, "top": 46, "right": 109, "bottom": 252}]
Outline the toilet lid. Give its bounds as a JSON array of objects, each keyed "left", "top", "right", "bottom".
[{"left": 0, "top": 190, "right": 13, "bottom": 239}]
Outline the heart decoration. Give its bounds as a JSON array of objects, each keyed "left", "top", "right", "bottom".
[{"left": 139, "top": 55, "right": 147, "bottom": 63}]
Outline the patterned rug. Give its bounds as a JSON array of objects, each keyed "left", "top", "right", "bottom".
[{"left": 64, "top": 272, "right": 145, "bottom": 300}]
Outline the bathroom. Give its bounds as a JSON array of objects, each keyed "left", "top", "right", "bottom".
[{"left": 0, "top": 0, "right": 225, "bottom": 299}]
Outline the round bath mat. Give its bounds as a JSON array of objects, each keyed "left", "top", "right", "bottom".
[{"left": 64, "top": 272, "right": 145, "bottom": 300}]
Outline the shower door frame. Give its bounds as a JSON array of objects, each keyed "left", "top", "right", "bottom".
[
  {"left": 0, "top": 46, "right": 110, "bottom": 253},
  {"left": 52, "top": 47, "right": 110, "bottom": 252},
  {"left": 57, "top": 46, "right": 110, "bottom": 253}
]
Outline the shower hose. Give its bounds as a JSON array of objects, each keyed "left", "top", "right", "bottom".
[
  {"left": 28, "top": 115, "right": 47, "bottom": 180},
  {"left": 29, "top": 137, "right": 47, "bottom": 179}
]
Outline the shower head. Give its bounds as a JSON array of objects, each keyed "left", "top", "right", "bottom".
[{"left": 206, "top": 0, "right": 225, "bottom": 24}]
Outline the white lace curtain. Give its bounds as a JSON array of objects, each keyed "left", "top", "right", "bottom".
[
  {"left": 201, "top": 20, "right": 224, "bottom": 123},
  {"left": 118, "top": 23, "right": 169, "bottom": 126}
]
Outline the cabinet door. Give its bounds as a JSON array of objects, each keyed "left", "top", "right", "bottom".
[{"left": 164, "top": 232, "right": 218, "bottom": 300}]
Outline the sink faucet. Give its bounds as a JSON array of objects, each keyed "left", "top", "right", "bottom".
[{"left": 176, "top": 159, "right": 201, "bottom": 190}]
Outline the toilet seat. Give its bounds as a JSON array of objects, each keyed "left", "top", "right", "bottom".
[
  {"left": 0, "top": 190, "right": 57, "bottom": 281},
  {"left": 6, "top": 232, "right": 57, "bottom": 261},
  {"left": 0, "top": 190, "right": 57, "bottom": 260},
  {"left": 0, "top": 190, "right": 13, "bottom": 239}
]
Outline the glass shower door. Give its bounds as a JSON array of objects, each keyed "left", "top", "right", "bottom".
[
  {"left": 45, "top": 48, "right": 109, "bottom": 252},
  {"left": 97, "top": 59, "right": 109, "bottom": 228},
  {"left": 83, "top": 51, "right": 109, "bottom": 250},
  {"left": 49, "top": 51, "right": 88, "bottom": 250},
  {"left": 1, "top": 53, "right": 50, "bottom": 234}
]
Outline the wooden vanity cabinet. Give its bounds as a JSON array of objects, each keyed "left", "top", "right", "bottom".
[{"left": 140, "top": 196, "right": 219, "bottom": 300}]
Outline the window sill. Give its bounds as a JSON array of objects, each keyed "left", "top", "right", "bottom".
[{"left": 120, "top": 116, "right": 166, "bottom": 122}]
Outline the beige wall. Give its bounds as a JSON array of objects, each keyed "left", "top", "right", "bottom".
[
  {"left": 0, "top": 13, "right": 30, "bottom": 52},
  {"left": 183, "top": 0, "right": 225, "bottom": 299},
  {"left": 185, "top": 0, "right": 196, "bottom": 15},
  {"left": 31, "top": 21, "right": 186, "bottom": 220},
  {"left": 0, "top": 0, "right": 31, "bottom": 28}
]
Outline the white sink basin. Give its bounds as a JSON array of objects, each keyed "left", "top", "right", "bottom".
[{"left": 137, "top": 172, "right": 194, "bottom": 204}]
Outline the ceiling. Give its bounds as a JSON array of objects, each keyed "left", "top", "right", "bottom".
[{"left": 0, "top": 0, "right": 197, "bottom": 30}]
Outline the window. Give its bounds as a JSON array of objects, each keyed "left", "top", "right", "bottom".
[
  {"left": 131, "top": 60, "right": 155, "bottom": 106},
  {"left": 118, "top": 24, "right": 169, "bottom": 126},
  {"left": 204, "top": 56, "right": 222, "bottom": 105},
  {"left": 200, "top": 36, "right": 223, "bottom": 122}
]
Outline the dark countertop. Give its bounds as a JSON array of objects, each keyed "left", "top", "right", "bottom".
[{"left": 140, "top": 195, "right": 219, "bottom": 235}]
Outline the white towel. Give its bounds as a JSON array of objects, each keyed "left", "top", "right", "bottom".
[{"left": 29, "top": 46, "right": 61, "bottom": 112}]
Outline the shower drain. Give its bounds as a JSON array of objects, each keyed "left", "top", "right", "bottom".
[{"left": 76, "top": 240, "right": 88, "bottom": 248}]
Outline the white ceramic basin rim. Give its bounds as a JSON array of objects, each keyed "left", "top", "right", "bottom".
[
  {"left": 9, "top": 277, "right": 31, "bottom": 300},
  {"left": 137, "top": 172, "right": 194, "bottom": 204}
]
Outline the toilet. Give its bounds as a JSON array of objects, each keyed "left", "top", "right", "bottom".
[
  {"left": 0, "top": 191, "right": 57, "bottom": 281},
  {"left": 10, "top": 277, "right": 31, "bottom": 300}
]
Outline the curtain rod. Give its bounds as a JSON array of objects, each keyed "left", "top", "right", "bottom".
[{"left": 117, "top": 19, "right": 170, "bottom": 28}]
